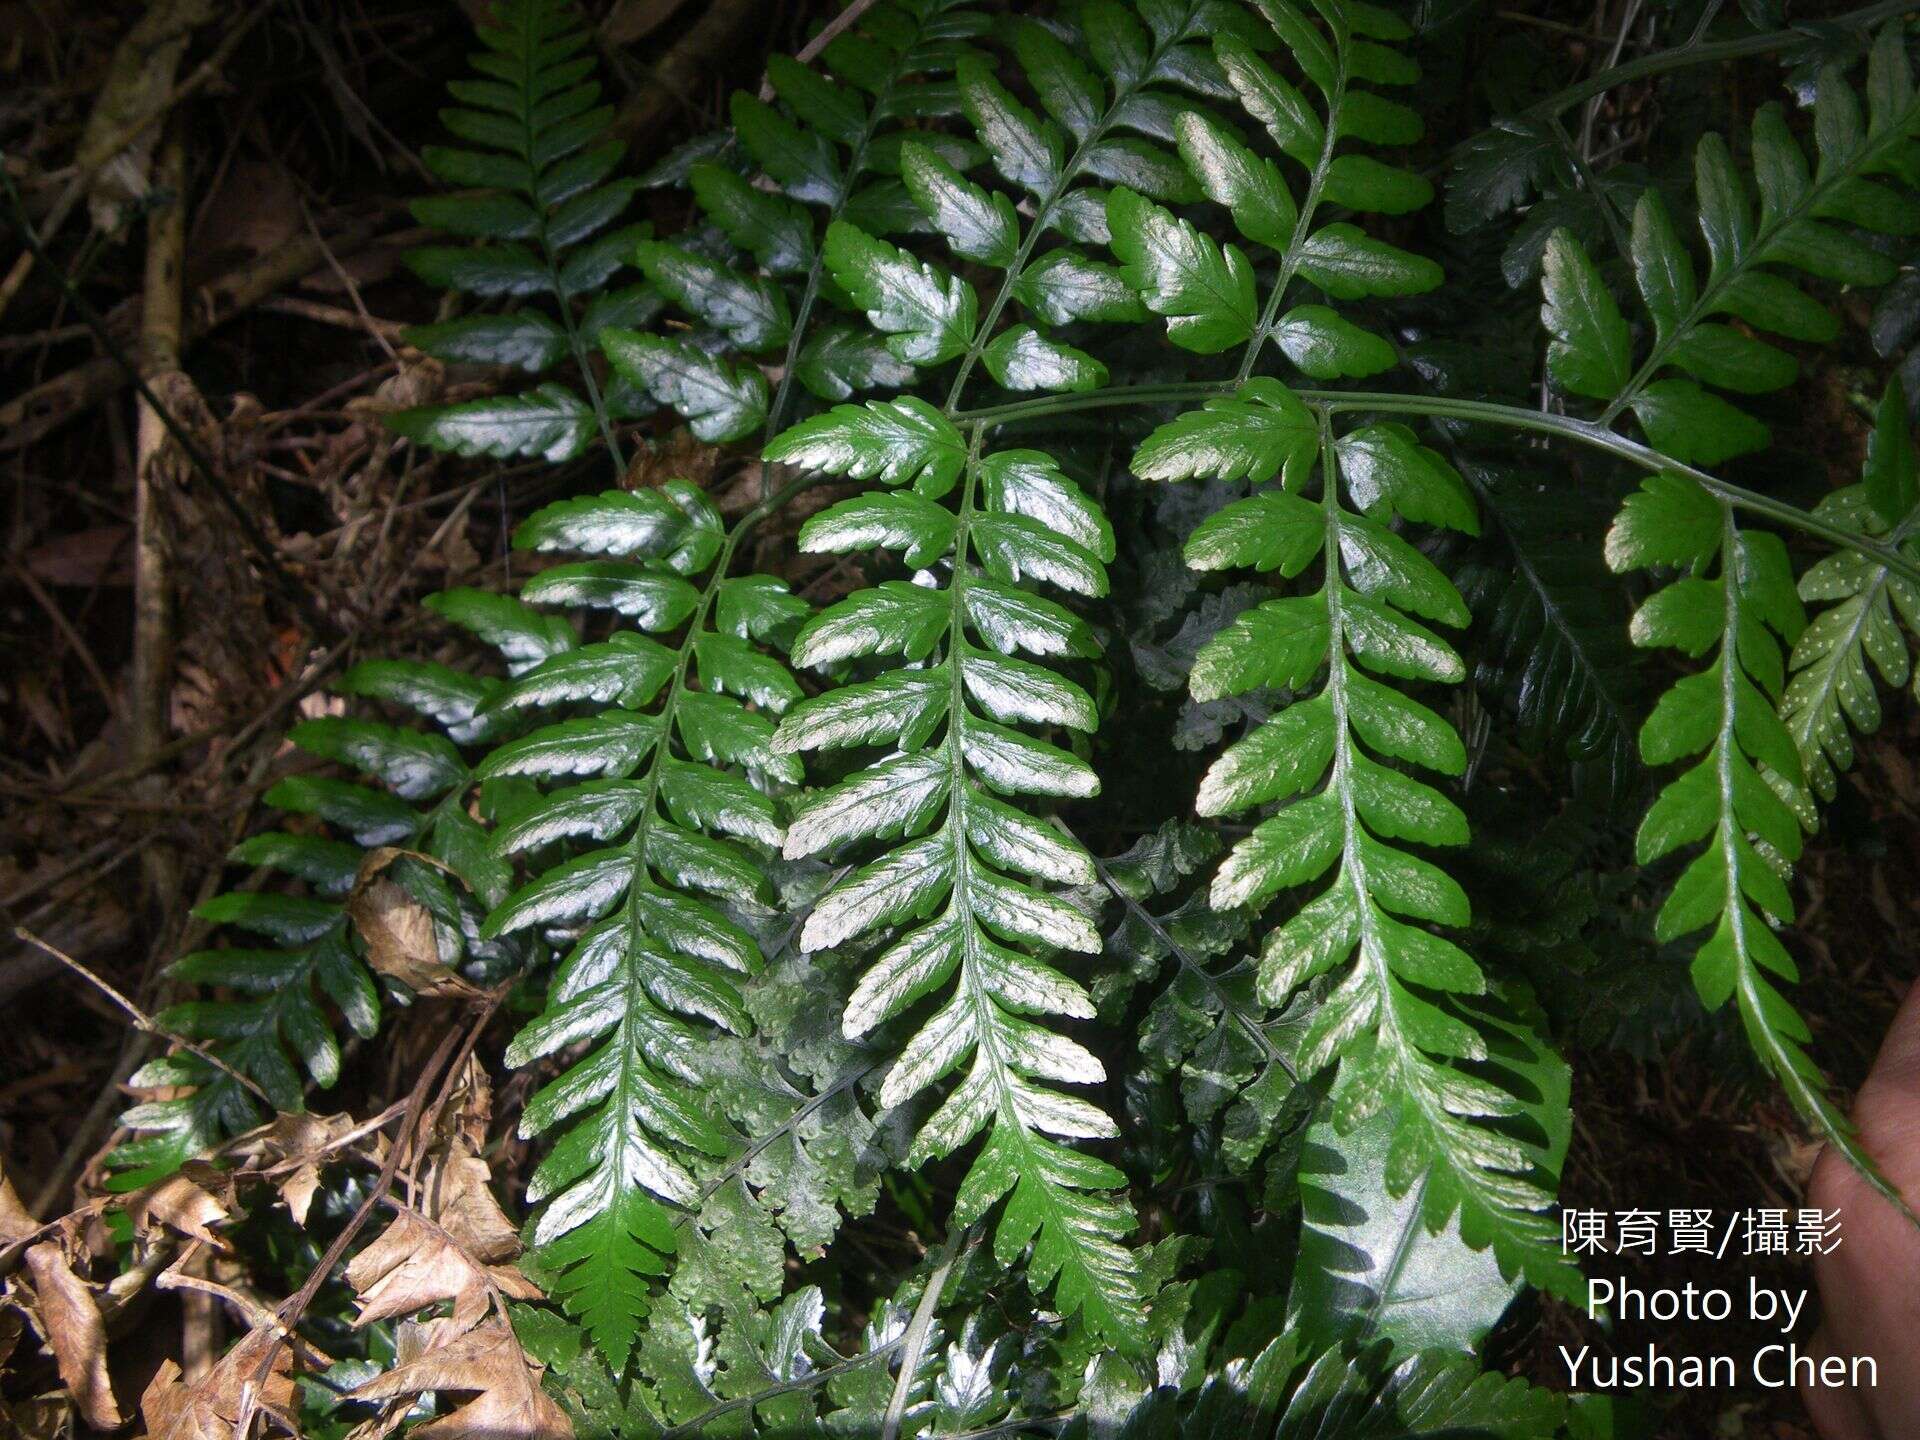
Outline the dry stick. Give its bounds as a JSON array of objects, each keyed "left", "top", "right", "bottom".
[
  {"left": 0, "top": 0, "right": 281, "bottom": 324},
  {"left": 755, "top": 0, "right": 883, "bottom": 100},
  {"left": 1577, "top": 0, "right": 1647, "bottom": 163},
  {"left": 1, "top": 172, "right": 340, "bottom": 641},
  {"left": 175, "top": 1245, "right": 220, "bottom": 1387},
  {"left": 12, "top": 927, "right": 275, "bottom": 1109},
  {"left": 133, "top": 122, "right": 187, "bottom": 917},
  {"left": 235, "top": 1003, "right": 489, "bottom": 1436},
  {"left": 0, "top": 207, "right": 389, "bottom": 453},
  {"left": 157, "top": 1249, "right": 337, "bottom": 1371},
  {"left": 16, "top": 461, "right": 487, "bottom": 823},
  {"left": 258, "top": 295, "right": 403, "bottom": 341},
  {"left": 3, "top": 555, "right": 125, "bottom": 724}
]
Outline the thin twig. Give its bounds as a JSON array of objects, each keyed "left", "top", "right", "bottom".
[
  {"left": 297, "top": 195, "right": 399, "bottom": 362},
  {"left": 158, "top": 1245, "right": 337, "bottom": 1369},
  {"left": 1, "top": 167, "right": 339, "bottom": 640},
  {"left": 756, "top": 0, "right": 883, "bottom": 100},
  {"left": 12, "top": 927, "right": 275, "bottom": 1108},
  {"left": 232, "top": 1020, "right": 469, "bottom": 1435}
]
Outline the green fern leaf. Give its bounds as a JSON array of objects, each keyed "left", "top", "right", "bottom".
[
  {"left": 1172, "top": 1333, "right": 1565, "bottom": 1439},
  {"left": 1290, "top": 987, "right": 1570, "bottom": 1355},
  {"left": 1134, "top": 378, "right": 1579, "bottom": 1301},
  {"left": 484, "top": 480, "right": 810, "bottom": 1365},
  {"left": 387, "top": 383, "right": 597, "bottom": 464},
  {"left": 771, "top": 402, "right": 1148, "bottom": 1344},
  {"left": 1539, "top": 27, "right": 1920, "bottom": 461},
  {"left": 1612, "top": 472, "right": 1916, "bottom": 1216},
  {"left": 388, "top": 0, "right": 643, "bottom": 462},
  {"left": 111, "top": 608, "right": 549, "bottom": 1187},
  {"left": 1783, "top": 380, "right": 1920, "bottom": 801}
]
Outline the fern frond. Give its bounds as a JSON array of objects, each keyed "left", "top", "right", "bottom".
[
  {"left": 771, "top": 407, "right": 1144, "bottom": 1346},
  {"left": 111, "top": 607, "right": 548, "bottom": 1187},
  {"left": 1538, "top": 25, "right": 1920, "bottom": 463},
  {"left": 390, "top": 0, "right": 643, "bottom": 462},
  {"left": 614, "top": 0, "right": 995, "bottom": 441},
  {"left": 1103, "top": 0, "right": 1576, "bottom": 1302},
  {"left": 758, "top": 0, "right": 1314, "bottom": 1350},
  {"left": 1136, "top": 378, "right": 1578, "bottom": 1300},
  {"left": 1608, "top": 473, "right": 1913, "bottom": 1212},
  {"left": 481, "top": 482, "right": 808, "bottom": 1367},
  {"left": 1105, "top": 0, "right": 1440, "bottom": 378},
  {"left": 1784, "top": 379, "right": 1920, "bottom": 801}
]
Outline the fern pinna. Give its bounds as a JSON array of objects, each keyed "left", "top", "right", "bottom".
[
  {"left": 1108, "top": 1, "right": 1578, "bottom": 1299},
  {"left": 111, "top": 623, "right": 539, "bottom": 1188},
  {"left": 387, "top": 0, "right": 649, "bottom": 463},
  {"left": 1535, "top": 29, "right": 1920, "bottom": 1203},
  {"left": 121, "top": 0, "right": 1920, "bottom": 1428}
]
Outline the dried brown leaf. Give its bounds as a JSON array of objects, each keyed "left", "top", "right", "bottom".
[
  {"left": 22, "top": 1242, "right": 120, "bottom": 1431},
  {"left": 138, "top": 1327, "right": 296, "bottom": 1440},
  {"left": 349, "top": 1320, "right": 570, "bottom": 1440},
  {"left": 344, "top": 1154, "right": 539, "bottom": 1332},
  {"left": 347, "top": 853, "right": 479, "bottom": 998},
  {"left": 0, "top": 1165, "right": 37, "bottom": 1246},
  {"left": 229, "top": 1111, "right": 360, "bottom": 1226},
  {"left": 124, "top": 1163, "right": 230, "bottom": 1248}
]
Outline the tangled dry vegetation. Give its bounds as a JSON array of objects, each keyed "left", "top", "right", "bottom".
[{"left": 2, "top": 2, "right": 797, "bottom": 1434}]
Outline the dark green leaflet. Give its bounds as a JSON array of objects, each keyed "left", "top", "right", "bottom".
[
  {"left": 389, "top": 0, "right": 650, "bottom": 465},
  {"left": 111, "top": 610, "right": 539, "bottom": 1186}
]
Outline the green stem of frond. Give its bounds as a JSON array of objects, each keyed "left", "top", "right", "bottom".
[
  {"left": 880, "top": 1228, "right": 969, "bottom": 1440},
  {"left": 952, "top": 383, "right": 1920, "bottom": 588},
  {"left": 942, "top": 428, "right": 1020, "bottom": 1130},
  {"left": 1503, "top": 0, "right": 1916, "bottom": 132},
  {"left": 1315, "top": 416, "right": 1397, "bottom": 1069}
]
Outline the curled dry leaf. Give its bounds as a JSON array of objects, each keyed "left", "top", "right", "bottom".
[
  {"left": 0, "top": 1164, "right": 37, "bottom": 1246},
  {"left": 347, "top": 851, "right": 482, "bottom": 998},
  {"left": 227, "top": 1111, "right": 362, "bottom": 1227},
  {"left": 138, "top": 1326, "right": 296, "bottom": 1440},
  {"left": 125, "top": 1162, "right": 231, "bottom": 1249},
  {"left": 21, "top": 1243, "right": 121, "bottom": 1431},
  {"left": 345, "top": 1151, "right": 539, "bottom": 1332},
  {"left": 349, "top": 1319, "right": 571, "bottom": 1440}
]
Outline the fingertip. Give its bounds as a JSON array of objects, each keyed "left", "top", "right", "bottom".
[{"left": 1799, "top": 1328, "right": 1879, "bottom": 1440}]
